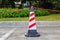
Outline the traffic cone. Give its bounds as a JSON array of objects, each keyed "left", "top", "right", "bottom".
[{"left": 25, "top": 6, "right": 40, "bottom": 37}]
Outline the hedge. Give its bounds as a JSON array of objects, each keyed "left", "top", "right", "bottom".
[{"left": 0, "top": 8, "right": 51, "bottom": 18}]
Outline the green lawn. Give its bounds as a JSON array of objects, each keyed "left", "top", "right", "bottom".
[{"left": 0, "top": 14, "right": 60, "bottom": 21}]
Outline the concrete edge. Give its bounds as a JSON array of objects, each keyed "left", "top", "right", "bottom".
[{"left": 0, "top": 21, "right": 60, "bottom": 27}]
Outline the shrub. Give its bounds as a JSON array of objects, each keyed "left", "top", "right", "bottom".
[
  {"left": 35, "top": 10, "right": 51, "bottom": 16},
  {"left": 0, "top": 8, "right": 51, "bottom": 18}
]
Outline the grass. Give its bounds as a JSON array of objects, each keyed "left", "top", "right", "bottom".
[
  {"left": 0, "top": 17, "right": 29, "bottom": 21},
  {"left": 36, "top": 14, "right": 60, "bottom": 21},
  {"left": 0, "top": 14, "right": 60, "bottom": 21}
]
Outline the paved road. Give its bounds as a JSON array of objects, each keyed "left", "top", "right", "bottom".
[
  {"left": 0, "top": 27, "right": 60, "bottom": 40},
  {"left": 0, "top": 27, "right": 13, "bottom": 38}
]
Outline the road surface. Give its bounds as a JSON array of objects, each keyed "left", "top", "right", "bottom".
[{"left": 0, "top": 27, "right": 60, "bottom": 40}]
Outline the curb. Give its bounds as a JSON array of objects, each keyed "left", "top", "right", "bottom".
[{"left": 0, "top": 21, "right": 60, "bottom": 27}]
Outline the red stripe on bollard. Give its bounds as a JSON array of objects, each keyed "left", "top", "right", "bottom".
[
  {"left": 29, "top": 23, "right": 36, "bottom": 28},
  {"left": 30, "top": 13, "right": 34, "bottom": 16},
  {"left": 29, "top": 17, "right": 35, "bottom": 22}
]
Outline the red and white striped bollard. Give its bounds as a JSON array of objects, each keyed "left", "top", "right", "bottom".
[{"left": 25, "top": 6, "right": 40, "bottom": 37}]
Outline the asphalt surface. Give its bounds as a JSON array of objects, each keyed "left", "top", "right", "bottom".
[
  {"left": 0, "top": 27, "right": 13, "bottom": 38},
  {"left": 0, "top": 27, "right": 60, "bottom": 40}
]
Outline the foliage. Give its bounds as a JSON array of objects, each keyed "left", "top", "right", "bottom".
[
  {"left": 53, "top": 5, "right": 60, "bottom": 10},
  {"left": 35, "top": 10, "right": 51, "bottom": 16},
  {"left": 0, "top": 8, "right": 51, "bottom": 18}
]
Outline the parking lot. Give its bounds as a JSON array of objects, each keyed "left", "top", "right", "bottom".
[{"left": 0, "top": 27, "right": 60, "bottom": 40}]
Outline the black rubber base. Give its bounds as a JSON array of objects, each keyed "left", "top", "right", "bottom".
[{"left": 25, "top": 30, "right": 40, "bottom": 37}]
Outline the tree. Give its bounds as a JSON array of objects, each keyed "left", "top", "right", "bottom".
[
  {"left": 8, "top": 0, "right": 15, "bottom": 8},
  {"left": 1, "top": 0, "right": 5, "bottom": 8}
]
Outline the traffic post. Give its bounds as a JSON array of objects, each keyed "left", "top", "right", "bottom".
[{"left": 25, "top": 6, "right": 40, "bottom": 37}]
